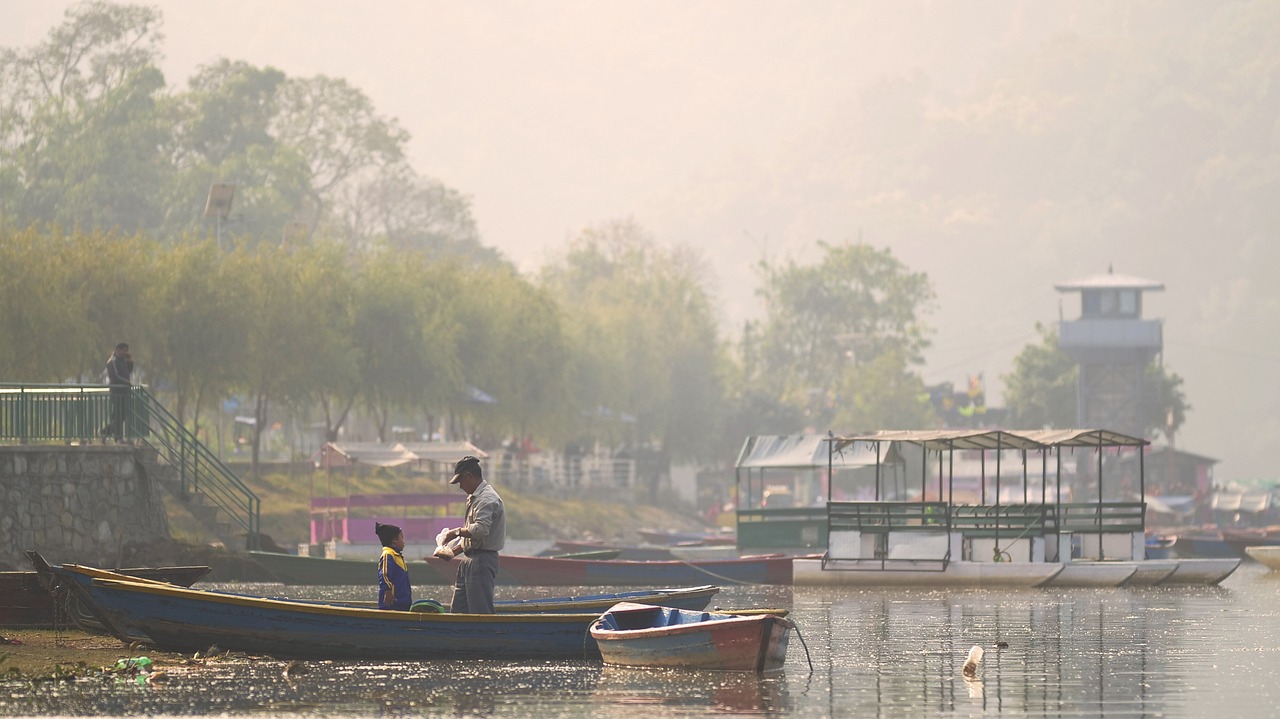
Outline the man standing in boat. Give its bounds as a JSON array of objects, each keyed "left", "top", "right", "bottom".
[{"left": 441, "top": 455, "right": 505, "bottom": 613}]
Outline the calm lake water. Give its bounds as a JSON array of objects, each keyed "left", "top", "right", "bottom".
[{"left": 4, "top": 562, "right": 1280, "bottom": 718}]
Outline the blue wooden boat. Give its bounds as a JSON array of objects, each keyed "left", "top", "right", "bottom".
[
  {"left": 53, "top": 570, "right": 605, "bottom": 660},
  {"left": 590, "top": 602, "right": 794, "bottom": 672},
  {"left": 42, "top": 560, "right": 719, "bottom": 616},
  {"left": 245, "top": 549, "right": 796, "bottom": 587}
]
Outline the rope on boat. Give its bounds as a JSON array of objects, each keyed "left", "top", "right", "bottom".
[
  {"left": 671, "top": 558, "right": 774, "bottom": 586},
  {"left": 992, "top": 517, "right": 1041, "bottom": 562},
  {"left": 790, "top": 620, "right": 814, "bottom": 674}
]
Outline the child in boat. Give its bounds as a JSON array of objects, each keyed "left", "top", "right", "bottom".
[{"left": 376, "top": 522, "right": 412, "bottom": 611}]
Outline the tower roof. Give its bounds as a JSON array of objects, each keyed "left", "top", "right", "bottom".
[{"left": 1054, "top": 268, "right": 1164, "bottom": 292}]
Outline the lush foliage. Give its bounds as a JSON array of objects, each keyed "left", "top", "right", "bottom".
[
  {"left": 1003, "top": 324, "right": 1190, "bottom": 440},
  {"left": 744, "top": 242, "right": 937, "bottom": 431}
]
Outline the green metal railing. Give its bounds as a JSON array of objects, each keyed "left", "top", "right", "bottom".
[
  {"left": 735, "top": 507, "right": 829, "bottom": 549},
  {"left": 0, "top": 383, "right": 260, "bottom": 549}
]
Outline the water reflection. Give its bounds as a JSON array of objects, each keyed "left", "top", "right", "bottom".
[
  {"left": 594, "top": 666, "right": 790, "bottom": 715},
  {"left": 810, "top": 587, "right": 1223, "bottom": 717},
  {"left": 3, "top": 571, "right": 1277, "bottom": 718}
]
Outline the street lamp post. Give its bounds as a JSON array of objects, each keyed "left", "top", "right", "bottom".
[{"left": 203, "top": 183, "right": 236, "bottom": 250}]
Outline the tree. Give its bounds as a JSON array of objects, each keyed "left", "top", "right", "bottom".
[
  {"left": 447, "top": 263, "right": 573, "bottom": 448},
  {"left": 0, "top": 227, "right": 84, "bottom": 381},
  {"left": 161, "top": 59, "right": 310, "bottom": 243},
  {"left": 1002, "top": 324, "right": 1079, "bottom": 430},
  {"left": 225, "top": 240, "right": 352, "bottom": 476},
  {"left": 747, "top": 242, "right": 935, "bottom": 430},
  {"left": 0, "top": 1, "right": 169, "bottom": 232},
  {"left": 56, "top": 229, "right": 156, "bottom": 377},
  {"left": 271, "top": 74, "right": 408, "bottom": 241},
  {"left": 1002, "top": 323, "right": 1191, "bottom": 439},
  {"left": 144, "top": 237, "right": 246, "bottom": 436},
  {"left": 343, "top": 162, "right": 501, "bottom": 265},
  {"left": 541, "top": 219, "right": 724, "bottom": 462},
  {"left": 347, "top": 251, "right": 445, "bottom": 442},
  {"left": 832, "top": 349, "right": 938, "bottom": 432}
]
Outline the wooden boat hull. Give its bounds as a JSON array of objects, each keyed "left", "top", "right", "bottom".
[
  {"left": 1, "top": 565, "right": 210, "bottom": 628},
  {"left": 47, "top": 562, "right": 719, "bottom": 617},
  {"left": 57, "top": 572, "right": 604, "bottom": 660},
  {"left": 247, "top": 550, "right": 794, "bottom": 587},
  {"left": 1245, "top": 545, "right": 1280, "bottom": 570},
  {"left": 590, "top": 602, "right": 792, "bottom": 672}
]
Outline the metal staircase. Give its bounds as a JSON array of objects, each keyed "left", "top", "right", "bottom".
[{"left": 0, "top": 383, "right": 261, "bottom": 550}]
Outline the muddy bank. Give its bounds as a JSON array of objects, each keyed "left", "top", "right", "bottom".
[{"left": 0, "top": 628, "right": 189, "bottom": 677}]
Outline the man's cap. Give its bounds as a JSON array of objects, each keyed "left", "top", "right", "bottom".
[
  {"left": 450, "top": 455, "right": 482, "bottom": 484},
  {"left": 375, "top": 521, "right": 402, "bottom": 546},
  {"left": 115, "top": 342, "right": 129, "bottom": 350}
]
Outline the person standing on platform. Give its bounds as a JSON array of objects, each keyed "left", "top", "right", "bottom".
[
  {"left": 442, "top": 455, "right": 505, "bottom": 613},
  {"left": 376, "top": 522, "right": 412, "bottom": 611},
  {"left": 100, "top": 342, "right": 133, "bottom": 442}
]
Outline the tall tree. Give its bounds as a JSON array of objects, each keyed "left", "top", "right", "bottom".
[
  {"left": 541, "top": 219, "right": 724, "bottom": 461},
  {"left": 747, "top": 242, "right": 934, "bottom": 430},
  {"left": 0, "top": 228, "right": 84, "bottom": 381},
  {"left": 144, "top": 237, "right": 246, "bottom": 435},
  {"left": 162, "top": 59, "right": 309, "bottom": 243},
  {"left": 225, "top": 240, "right": 352, "bottom": 475},
  {"left": 271, "top": 75, "right": 408, "bottom": 241},
  {"left": 447, "top": 263, "right": 573, "bottom": 447},
  {"left": 1002, "top": 323, "right": 1191, "bottom": 440},
  {"left": 346, "top": 251, "right": 444, "bottom": 442},
  {"left": 0, "top": 1, "right": 168, "bottom": 232},
  {"left": 344, "top": 162, "right": 501, "bottom": 265}
]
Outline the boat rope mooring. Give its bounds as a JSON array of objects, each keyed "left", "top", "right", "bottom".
[
  {"left": 789, "top": 619, "right": 814, "bottom": 673},
  {"left": 993, "top": 516, "right": 1042, "bottom": 563},
  {"left": 673, "top": 559, "right": 774, "bottom": 586}
]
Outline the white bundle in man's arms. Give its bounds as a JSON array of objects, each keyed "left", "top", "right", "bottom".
[{"left": 433, "top": 528, "right": 463, "bottom": 560}]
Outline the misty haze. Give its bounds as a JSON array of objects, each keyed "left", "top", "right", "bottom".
[{"left": 2, "top": 0, "right": 1277, "bottom": 485}]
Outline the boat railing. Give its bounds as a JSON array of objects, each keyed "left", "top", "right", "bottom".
[
  {"left": 1057, "top": 502, "right": 1146, "bottom": 533},
  {"left": 1058, "top": 501, "right": 1146, "bottom": 560},
  {"left": 735, "top": 507, "right": 829, "bottom": 551},
  {"left": 949, "top": 504, "right": 1054, "bottom": 537},
  {"left": 822, "top": 501, "right": 951, "bottom": 572}
]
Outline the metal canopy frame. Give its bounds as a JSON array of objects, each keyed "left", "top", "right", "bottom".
[{"left": 826, "top": 428, "right": 1149, "bottom": 560}]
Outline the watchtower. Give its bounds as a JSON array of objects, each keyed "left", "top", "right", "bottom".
[{"left": 1054, "top": 268, "right": 1164, "bottom": 437}]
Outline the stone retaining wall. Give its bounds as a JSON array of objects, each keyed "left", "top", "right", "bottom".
[{"left": 0, "top": 446, "right": 169, "bottom": 570}]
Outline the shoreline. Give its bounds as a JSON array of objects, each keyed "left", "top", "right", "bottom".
[{"left": 0, "top": 628, "right": 192, "bottom": 678}]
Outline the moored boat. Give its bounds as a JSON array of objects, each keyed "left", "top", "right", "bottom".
[
  {"left": 40, "top": 559, "right": 723, "bottom": 616},
  {"left": 1039, "top": 562, "right": 1138, "bottom": 588},
  {"left": 1, "top": 564, "right": 210, "bottom": 628},
  {"left": 792, "top": 558, "right": 1065, "bottom": 588},
  {"left": 246, "top": 549, "right": 795, "bottom": 587},
  {"left": 1244, "top": 545, "right": 1280, "bottom": 570},
  {"left": 590, "top": 602, "right": 793, "bottom": 672},
  {"left": 1157, "top": 557, "right": 1241, "bottom": 585},
  {"left": 44, "top": 568, "right": 606, "bottom": 660}
]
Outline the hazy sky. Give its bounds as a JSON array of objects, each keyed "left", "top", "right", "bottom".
[{"left": 5, "top": 1, "right": 1276, "bottom": 483}]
